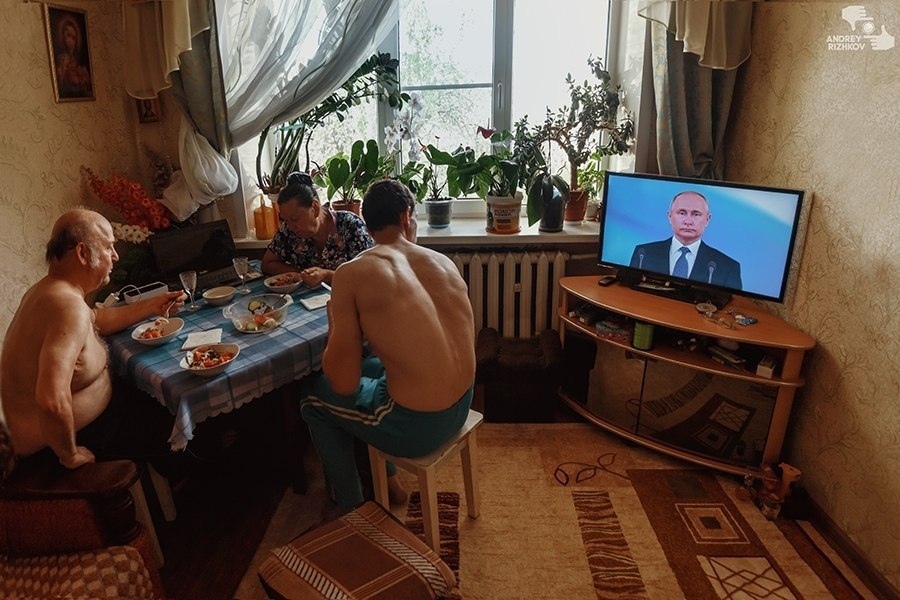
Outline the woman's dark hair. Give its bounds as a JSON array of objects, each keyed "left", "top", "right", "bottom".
[
  {"left": 361, "top": 179, "right": 415, "bottom": 232},
  {"left": 277, "top": 172, "right": 318, "bottom": 207}
]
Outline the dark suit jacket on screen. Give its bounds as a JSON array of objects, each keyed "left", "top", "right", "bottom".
[{"left": 629, "top": 238, "right": 742, "bottom": 290}]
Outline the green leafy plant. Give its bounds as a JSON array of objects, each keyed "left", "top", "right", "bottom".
[
  {"left": 398, "top": 160, "right": 449, "bottom": 203},
  {"left": 536, "top": 56, "right": 634, "bottom": 193},
  {"left": 312, "top": 139, "right": 393, "bottom": 203},
  {"left": 577, "top": 149, "right": 607, "bottom": 201},
  {"left": 256, "top": 53, "right": 408, "bottom": 194},
  {"left": 426, "top": 130, "right": 523, "bottom": 200}
]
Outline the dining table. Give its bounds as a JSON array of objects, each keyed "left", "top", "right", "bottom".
[{"left": 105, "top": 265, "right": 331, "bottom": 491}]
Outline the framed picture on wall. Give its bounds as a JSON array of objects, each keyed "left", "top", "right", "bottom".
[
  {"left": 44, "top": 4, "right": 95, "bottom": 102},
  {"left": 137, "top": 97, "right": 162, "bottom": 123}
]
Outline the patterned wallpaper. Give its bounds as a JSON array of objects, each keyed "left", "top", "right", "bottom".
[
  {"left": 0, "top": 1, "right": 178, "bottom": 342},
  {"left": 727, "top": 1, "right": 900, "bottom": 590}
]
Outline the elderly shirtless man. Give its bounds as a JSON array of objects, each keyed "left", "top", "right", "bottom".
[
  {"left": 301, "top": 179, "right": 476, "bottom": 514},
  {"left": 1, "top": 209, "right": 184, "bottom": 468}
]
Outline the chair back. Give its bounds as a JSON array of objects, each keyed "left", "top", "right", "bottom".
[{"left": 0, "top": 421, "right": 16, "bottom": 484}]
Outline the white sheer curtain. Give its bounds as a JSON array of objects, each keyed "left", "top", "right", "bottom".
[{"left": 217, "top": 0, "right": 399, "bottom": 147}]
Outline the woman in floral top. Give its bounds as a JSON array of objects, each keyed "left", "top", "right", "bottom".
[{"left": 262, "top": 172, "right": 374, "bottom": 286}]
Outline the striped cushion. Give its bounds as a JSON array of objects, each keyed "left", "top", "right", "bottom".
[{"left": 259, "top": 501, "right": 458, "bottom": 600}]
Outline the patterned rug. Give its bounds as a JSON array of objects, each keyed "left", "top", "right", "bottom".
[
  {"left": 573, "top": 468, "right": 866, "bottom": 599},
  {"left": 404, "top": 491, "right": 461, "bottom": 579},
  {"left": 237, "top": 424, "right": 878, "bottom": 600}
]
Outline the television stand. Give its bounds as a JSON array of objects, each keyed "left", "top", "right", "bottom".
[
  {"left": 557, "top": 276, "right": 815, "bottom": 476},
  {"left": 631, "top": 280, "right": 732, "bottom": 310}
]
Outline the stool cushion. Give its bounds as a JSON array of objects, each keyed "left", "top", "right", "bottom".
[
  {"left": 476, "top": 327, "right": 563, "bottom": 376},
  {"left": 258, "top": 501, "right": 458, "bottom": 600}
]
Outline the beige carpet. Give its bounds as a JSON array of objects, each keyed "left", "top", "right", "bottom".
[{"left": 235, "top": 423, "right": 877, "bottom": 600}]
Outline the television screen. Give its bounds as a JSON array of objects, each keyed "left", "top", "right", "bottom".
[{"left": 598, "top": 171, "right": 805, "bottom": 304}]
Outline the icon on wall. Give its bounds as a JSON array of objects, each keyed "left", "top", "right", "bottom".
[
  {"left": 43, "top": 4, "right": 95, "bottom": 102},
  {"left": 137, "top": 97, "right": 162, "bottom": 124}
]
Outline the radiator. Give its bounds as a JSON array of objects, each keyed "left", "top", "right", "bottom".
[{"left": 449, "top": 251, "right": 569, "bottom": 339}]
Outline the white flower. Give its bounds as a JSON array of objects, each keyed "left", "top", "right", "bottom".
[
  {"left": 384, "top": 94, "right": 429, "bottom": 159},
  {"left": 408, "top": 91, "right": 425, "bottom": 114},
  {"left": 111, "top": 221, "right": 152, "bottom": 244}
]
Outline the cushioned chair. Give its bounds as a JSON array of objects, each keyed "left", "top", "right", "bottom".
[
  {"left": 0, "top": 422, "right": 165, "bottom": 599},
  {"left": 259, "top": 501, "right": 458, "bottom": 600}
]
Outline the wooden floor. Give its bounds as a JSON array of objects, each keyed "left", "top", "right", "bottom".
[
  {"left": 150, "top": 393, "right": 292, "bottom": 600},
  {"left": 152, "top": 391, "right": 584, "bottom": 600}
]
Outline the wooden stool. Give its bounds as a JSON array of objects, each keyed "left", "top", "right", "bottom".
[{"left": 368, "top": 409, "right": 483, "bottom": 552}]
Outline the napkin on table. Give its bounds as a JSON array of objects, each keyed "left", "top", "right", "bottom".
[
  {"left": 300, "top": 293, "right": 330, "bottom": 310},
  {"left": 181, "top": 328, "right": 223, "bottom": 350}
]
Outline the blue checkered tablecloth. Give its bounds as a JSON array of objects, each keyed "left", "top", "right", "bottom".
[{"left": 106, "top": 270, "right": 329, "bottom": 450}]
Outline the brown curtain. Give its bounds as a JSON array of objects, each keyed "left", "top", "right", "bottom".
[{"left": 638, "top": 1, "right": 753, "bottom": 179}]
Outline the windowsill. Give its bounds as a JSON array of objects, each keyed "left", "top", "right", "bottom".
[{"left": 234, "top": 217, "right": 599, "bottom": 249}]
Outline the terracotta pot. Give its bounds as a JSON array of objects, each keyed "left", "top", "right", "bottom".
[
  {"left": 485, "top": 194, "right": 522, "bottom": 234},
  {"left": 331, "top": 200, "right": 361, "bottom": 216},
  {"left": 564, "top": 189, "right": 588, "bottom": 222}
]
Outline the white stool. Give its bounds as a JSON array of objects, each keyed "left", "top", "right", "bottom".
[{"left": 368, "top": 409, "right": 483, "bottom": 552}]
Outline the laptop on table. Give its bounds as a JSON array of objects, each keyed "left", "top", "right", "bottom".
[{"left": 150, "top": 219, "right": 249, "bottom": 292}]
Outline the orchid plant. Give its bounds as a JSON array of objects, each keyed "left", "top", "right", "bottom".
[{"left": 385, "top": 93, "right": 452, "bottom": 202}]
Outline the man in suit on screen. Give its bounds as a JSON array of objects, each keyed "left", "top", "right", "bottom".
[{"left": 630, "top": 190, "right": 742, "bottom": 289}]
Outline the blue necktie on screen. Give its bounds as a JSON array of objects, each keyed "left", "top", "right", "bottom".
[{"left": 673, "top": 246, "right": 690, "bottom": 278}]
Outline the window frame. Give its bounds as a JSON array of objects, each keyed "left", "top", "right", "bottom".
[{"left": 234, "top": 0, "right": 626, "bottom": 232}]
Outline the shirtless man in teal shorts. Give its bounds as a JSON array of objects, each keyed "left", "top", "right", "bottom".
[{"left": 301, "top": 179, "right": 476, "bottom": 515}]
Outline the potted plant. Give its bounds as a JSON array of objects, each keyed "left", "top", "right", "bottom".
[
  {"left": 398, "top": 159, "right": 454, "bottom": 228},
  {"left": 312, "top": 139, "right": 392, "bottom": 213},
  {"left": 514, "top": 116, "right": 569, "bottom": 231},
  {"left": 537, "top": 56, "right": 634, "bottom": 221},
  {"left": 577, "top": 149, "right": 606, "bottom": 220},
  {"left": 256, "top": 53, "right": 408, "bottom": 196},
  {"left": 425, "top": 129, "right": 526, "bottom": 234}
]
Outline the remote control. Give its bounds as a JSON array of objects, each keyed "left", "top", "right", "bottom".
[{"left": 598, "top": 276, "right": 616, "bottom": 287}]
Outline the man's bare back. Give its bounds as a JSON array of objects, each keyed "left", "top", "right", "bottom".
[{"left": 333, "top": 241, "right": 475, "bottom": 411}]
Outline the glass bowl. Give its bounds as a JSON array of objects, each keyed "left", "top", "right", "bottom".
[{"left": 222, "top": 293, "right": 293, "bottom": 333}]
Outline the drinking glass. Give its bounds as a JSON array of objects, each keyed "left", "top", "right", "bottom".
[
  {"left": 179, "top": 270, "right": 199, "bottom": 311},
  {"left": 233, "top": 256, "right": 251, "bottom": 294}
]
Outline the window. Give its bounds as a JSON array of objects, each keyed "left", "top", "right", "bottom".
[{"left": 237, "top": 0, "right": 613, "bottom": 228}]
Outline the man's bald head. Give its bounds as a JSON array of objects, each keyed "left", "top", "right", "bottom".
[{"left": 45, "top": 209, "right": 110, "bottom": 263}]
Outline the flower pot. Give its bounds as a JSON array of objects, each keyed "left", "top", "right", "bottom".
[
  {"left": 538, "top": 188, "right": 566, "bottom": 233},
  {"left": 485, "top": 193, "right": 522, "bottom": 234},
  {"left": 425, "top": 198, "right": 452, "bottom": 228},
  {"left": 564, "top": 189, "right": 588, "bottom": 222},
  {"left": 331, "top": 200, "right": 361, "bottom": 215}
]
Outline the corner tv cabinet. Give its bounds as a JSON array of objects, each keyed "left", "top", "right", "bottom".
[{"left": 557, "top": 276, "right": 816, "bottom": 476}]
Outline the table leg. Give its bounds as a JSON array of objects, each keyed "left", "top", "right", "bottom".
[{"left": 281, "top": 383, "right": 310, "bottom": 494}]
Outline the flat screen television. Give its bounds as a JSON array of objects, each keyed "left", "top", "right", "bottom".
[{"left": 598, "top": 171, "right": 806, "bottom": 307}]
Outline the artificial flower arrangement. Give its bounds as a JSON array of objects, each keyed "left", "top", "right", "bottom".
[{"left": 80, "top": 163, "right": 177, "bottom": 292}]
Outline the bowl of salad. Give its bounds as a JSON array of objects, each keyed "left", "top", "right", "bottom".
[
  {"left": 131, "top": 317, "right": 184, "bottom": 346},
  {"left": 222, "top": 294, "right": 293, "bottom": 333},
  {"left": 263, "top": 272, "right": 303, "bottom": 294},
  {"left": 180, "top": 343, "right": 240, "bottom": 377}
]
